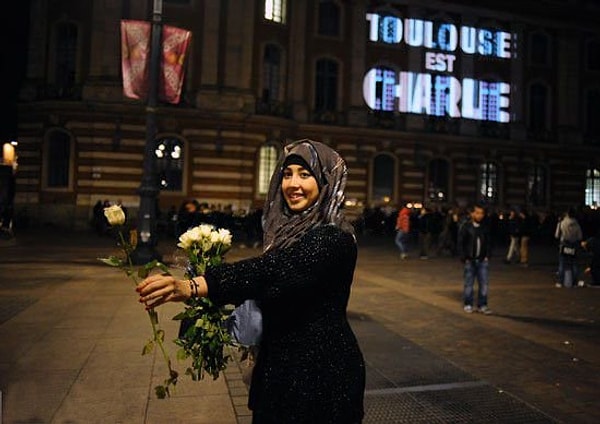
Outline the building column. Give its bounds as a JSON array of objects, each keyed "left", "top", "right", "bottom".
[
  {"left": 557, "top": 29, "right": 582, "bottom": 145},
  {"left": 288, "top": 1, "right": 308, "bottom": 121},
  {"left": 347, "top": 1, "right": 367, "bottom": 127}
]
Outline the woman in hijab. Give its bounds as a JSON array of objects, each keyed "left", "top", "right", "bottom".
[{"left": 137, "top": 139, "right": 365, "bottom": 423}]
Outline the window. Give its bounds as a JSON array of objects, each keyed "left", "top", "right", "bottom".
[
  {"left": 427, "top": 159, "right": 449, "bottom": 202},
  {"left": 315, "top": 59, "right": 338, "bottom": 112},
  {"left": 318, "top": 0, "right": 340, "bottom": 37},
  {"left": 479, "top": 162, "right": 498, "bottom": 203},
  {"left": 264, "top": 0, "right": 286, "bottom": 24},
  {"left": 586, "top": 89, "right": 600, "bottom": 141},
  {"left": 262, "top": 44, "right": 281, "bottom": 102},
  {"left": 46, "top": 131, "right": 71, "bottom": 188},
  {"left": 155, "top": 137, "right": 184, "bottom": 192},
  {"left": 372, "top": 154, "right": 395, "bottom": 203},
  {"left": 257, "top": 145, "right": 279, "bottom": 195},
  {"left": 55, "top": 22, "right": 78, "bottom": 93},
  {"left": 529, "top": 83, "right": 548, "bottom": 131},
  {"left": 587, "top": 40, "right": 600, "bottom": 71},
  {"left": 586, "top": 168, "right": 600, "bottom": 209},
  {"left": 530, "top": 33, "right": 549, "bottom": 65},
  {"left": 527, "top": 165, "right": 547, "bottom": 206}
]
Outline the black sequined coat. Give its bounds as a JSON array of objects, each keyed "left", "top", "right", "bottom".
[{"left": 205, "top": 224, "right": 365, "bottom": 424}]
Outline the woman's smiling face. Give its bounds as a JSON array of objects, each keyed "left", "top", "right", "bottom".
[{"left": 281, "top": 164, "right": 320, "bottom": 213}]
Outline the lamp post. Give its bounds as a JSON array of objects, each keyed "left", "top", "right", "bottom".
[{"left": 130, "top": 0, "right": 163, "bottom": 264}]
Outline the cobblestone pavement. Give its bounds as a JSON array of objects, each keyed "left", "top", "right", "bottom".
[{"left": 0, "top": 229, "right": 598, "bottom": 423}]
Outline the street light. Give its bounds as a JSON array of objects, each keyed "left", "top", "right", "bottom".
[{"left": 130, "top": 0, "right": 163, "bottom": 265}]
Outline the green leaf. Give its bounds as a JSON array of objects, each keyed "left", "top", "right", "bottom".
[
  {"left": 142, "top": 340, "right": 154, "bottom": 355},
  {"left": 176, "top": 348, "right": 188, "bottom": 361},
  {"left": 97, "top": 257, "right": 124, "bottom": 267}
]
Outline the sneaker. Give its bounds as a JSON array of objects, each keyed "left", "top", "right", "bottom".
[
  {"left": 555, "top": 283, "right": 562, "bottom": 288},
  {"left": 577, "top": 280, "right": 585, "bottom": 287},
  {"left": 463, "top": 305, "right": 473, "bottom": 313},
  {"left": 400, "top": 253, "right": 408, "bottom": 260},
  {"left": 478, "top": 306, "right": 493, "bottom": 315}
]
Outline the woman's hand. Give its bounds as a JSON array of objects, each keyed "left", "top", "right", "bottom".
[{"left": 136, "top": 274, "right": 191, "bottom": 309}]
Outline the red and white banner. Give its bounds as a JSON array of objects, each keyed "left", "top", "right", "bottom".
[
  {"left": 159, "top": 25, "right": 192, "bottom": 104},
  {"left": 120, "top": 20, "right": 192, "bottom": 104},
  {"left": 120, "top": 20, "right": 151, "bottom": 101}
]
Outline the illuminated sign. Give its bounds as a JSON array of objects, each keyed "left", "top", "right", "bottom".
[{"left": 363, "top": 13, "right": 513, "bottom": 123}]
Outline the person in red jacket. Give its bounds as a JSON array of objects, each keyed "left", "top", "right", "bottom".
[{"left": 395, "top": 204, "right": 411, "bottom": 259}]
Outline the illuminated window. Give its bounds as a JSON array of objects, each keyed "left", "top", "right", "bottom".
[
  {"left": 55, "top": 22, "right": 78, "bottom": 94},
  {"left": 479, "top": 162, "right": 498, "bottom": 203},
  {"left": 530, "top": 33, "right": 550, "bottom": 66},
  {"left": 527, "top": 165, "right": 547, "bottom": 206},
  {"left": 529, "top": 83, "right": 548, "bottom": 131},
  {"left": 586, "top": 40, "right": 600, "bottom": 71},
  {"left": 155, "top": 137, "right": 184, "bottom": 192},
  {"left": 318, "top": 0, "right": 340, "bottom": 37},
  {"left": 585, "top": 89, "right": 600, "bottom": 141},
  {"left": 372, "top": 154, "right": 395, "bottom": 203},
  {"left": 262, "top": 44, "right": 281, "bottom": 102},
  {"left": 257, "top": 145, "right": 279, "bottom": 195},
  {"left": 46, "top": 131, "right": 71, "bottom": 188},
  {"left": 427, "top": 159, "right": 449, "bottom": 202},
  {"left": 586, "top": 168, "right": 600, "bottom": 209},
  {"left": 315, "top": 59, "right": 338, "bottom": 112},
  {"left": 264, "top": 0, "right": 286, "bottom": 24}
]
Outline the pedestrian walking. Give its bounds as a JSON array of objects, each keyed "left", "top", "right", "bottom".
[
  {"left": 554, "top": 207, "right": 583, "bottom": 288},
  {"left": 136, "top": 139, "right": 366, "bottom": 423},
  {"left": 519, "top": 208, "right": 537, "bottom": 267},
  {"left": 504, "top": 208, "right": 521, "bottom": 264},
  {"left": 394, "top": 203, "right": 411, "bottom": 259},
  {"left": 458, "top": 202, "right": 493, "bottom": 314}
]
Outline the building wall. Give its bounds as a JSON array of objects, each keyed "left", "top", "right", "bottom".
[{"left": 14, "top": 0, "right": 600, "bottom": 229}]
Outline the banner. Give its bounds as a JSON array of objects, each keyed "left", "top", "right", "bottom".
[
  {"left": 159, "top": 25, "right": 192, "bottom": 104},
  {"left": 120, "top": 20, "right": 151, "bottom": 101}
]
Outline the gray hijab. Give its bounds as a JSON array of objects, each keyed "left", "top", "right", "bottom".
[{"left": 262, "top": 139, "right": 355, "bottom": 252}]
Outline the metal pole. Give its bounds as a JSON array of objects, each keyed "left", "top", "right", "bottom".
[{"left": 130, "top": 0, "right": 163, "bottom": 264}]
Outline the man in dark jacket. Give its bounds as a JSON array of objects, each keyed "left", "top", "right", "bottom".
[{"left": 458, "top": 202, "right": 493, "bottom": 314}]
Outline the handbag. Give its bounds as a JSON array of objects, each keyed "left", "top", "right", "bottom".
[{"left": 226, "top": 299, "right": 263, "bottom": 347}]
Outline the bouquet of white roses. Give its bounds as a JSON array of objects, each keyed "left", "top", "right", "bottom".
[
  {"left": 172, "top": 224, "right": 236, "bottom": 382},
  {"left": 99, "top": 207, "right": 236, "bottom": 398}
]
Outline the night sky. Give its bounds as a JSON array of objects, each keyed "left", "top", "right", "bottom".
[{"left": 1, "top": 1, "right": 31, "bottom": 141}]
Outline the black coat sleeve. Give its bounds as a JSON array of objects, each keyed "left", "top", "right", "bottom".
[{"left": 203, "top": 225, "right": 357, "bottom": 307}]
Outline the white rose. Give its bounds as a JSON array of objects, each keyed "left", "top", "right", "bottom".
[
  {"left": 210, "top": 231, "right": 221, "bottom": 244},
  {"left": 177, "top": 231, "right": 193, "bottom": 249},
  {"left": 198, "top": 224, "right": 214, "bottom": 238},
  {"left": 104, "top": 205, "right": 126, "bottom": 226},
  {"left": 188, "top": 226, "right": 202, "bottom": 242},
  {"left": 217, "top": 228, "right": 232, "bottom": 246}
]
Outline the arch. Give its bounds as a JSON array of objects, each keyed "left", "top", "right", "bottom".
[
  {"left": 370, "top": 152, "right": 397, "bottom": 205},
  {"left": 426, "top": 158, "right": 451, "bottom": 203},
  {"left": 42, "top": 127, "right": 75, "bottom": 191},
  {"left": 255, "top": 143, "right": 281, "bottom": 197},
  {"left": 479, "top": 161, "right": 499, "bottom": 204},
  {"left": 154, "top": 135, "right": 186, "bottom": 193},
  {"left": 585, "top": 168, "right": 600, "bottom": 209}
]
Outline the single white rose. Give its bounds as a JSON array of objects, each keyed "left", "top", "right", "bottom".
[
  {"left": 188, "top": 226, "right": 202, "bottom": 242},
  {"left": 210, "top": 231, "right": 221, "bottom": 244},
  {"left": 217, "top": 228, "right": 232, "bottom": 246},
  {"left": 104, "top": 205, "right": 126, "bottom": 226}
]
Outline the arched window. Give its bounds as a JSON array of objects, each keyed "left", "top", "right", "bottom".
[
  {"left": 479, "top": 162, "right": 498, "bottom": 203},
  {"left": 155, "top": 137, "right": 184, "bottom": 192},
  {"left": 372, "top": 153, "right": 395, "bottom": 203},
  {"left": 586, "top": 168, "right": 600, "bottom": 209},
  {"left": 257, "top": 145, "right": 279, "bottom": 196},
  {"left": 264, "top": 0, "right": 286, "bottom": 24},
  {"left": 262, "top": 44, "right": 281, "bottom": 102},
  {"left": 315, "top": 59, "right": 338, "bottom": 112},
  {"left": 529, "top": 32, "right": 550, "bottom": 66},
  {"left": 54, "top": 22, "right": 78, "bottom": 95},
  {"left": 527, "top": 165, "right": 547, "bottom": 206},
  {"left": 318, "top": 0, "right": 340, "bottom": 37},
  {"left": 45, "top": 130, "right": 72, "bottom": 188},
  {"left": 427, "top": 159, "right": 449, "bottom": 202},
  {"left": 529, "top": 83, "right": 548, "bottom": 131}
]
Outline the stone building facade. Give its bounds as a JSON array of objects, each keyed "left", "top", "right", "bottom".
[{"left": 13, "top": 0, "right": 600, "bottom": 229}]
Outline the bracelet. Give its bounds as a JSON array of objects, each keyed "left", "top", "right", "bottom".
[{"left": 188, "top": 278, "right": 199, "bottom": 298}]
